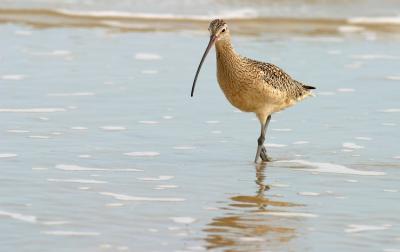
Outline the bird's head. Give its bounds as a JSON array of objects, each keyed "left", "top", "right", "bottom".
[
  {"left": 191, "top": 19, "right": 229, "bottom": 97},
  {"left": 208, "top": 19, "right": 229, "bottom": 42}
]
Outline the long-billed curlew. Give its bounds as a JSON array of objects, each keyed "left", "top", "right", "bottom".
[{"left": 191, "top": 19, "right": 315, "bottom": 163}]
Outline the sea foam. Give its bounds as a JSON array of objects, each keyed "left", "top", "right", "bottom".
[
  {"left": 0, "top": 210, "right": 37, "bottom": 223},
  {"left": 277, "top": 160, "right": 385, "bottom": 176},
  {"left": 47, "top": 178, "right": 108, "bottom": 184},
  {"left": 100, "top": 192, "right": 185, "bottom": 202},
  {"left": 0, "top": 108, "right": 66, "bottom": 113},
  {"left": 345, "top": 224, "right": 391, "bottom": 233},
  {"left": 56, "top": 164, "right": 142, "bottom": 172},
  {"left": 138, "top": 176, "right": 174, "bottom": 181},
  {"left": 124, "top": 152, "right": 160, "bottom": 157},
  {"left": 0, "top": 153, "right": 18, "bottom": 158}
]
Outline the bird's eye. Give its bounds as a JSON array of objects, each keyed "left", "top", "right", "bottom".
[{"left": 221, "top": 28, "right": 226, "bottom": 33}]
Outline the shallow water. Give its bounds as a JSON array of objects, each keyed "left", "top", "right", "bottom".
[{"left": 1, "top": 2, "right": 400, "bottom": 251}]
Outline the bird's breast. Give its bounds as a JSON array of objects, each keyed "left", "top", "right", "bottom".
[{"left": 216, "top": 57, "right": 266, "bottom": 112}]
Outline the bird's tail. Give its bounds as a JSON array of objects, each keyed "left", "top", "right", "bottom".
[{"left": 302, "top": 85, "right": 316, "bottom": 90}]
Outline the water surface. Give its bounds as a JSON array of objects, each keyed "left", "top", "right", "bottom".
[{"left": 1, "top": 1, "right": 400, "bottom": 251}]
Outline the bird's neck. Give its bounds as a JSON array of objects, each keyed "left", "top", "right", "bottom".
[
  {"left": 215, "top": 38, "right": 240, "bottom": 75},
  {"left": 215, "top": 38, "right": 239, "bottom": 63},
  {"left": 215, "top": 37, "right": 244, "bottom": 94}
]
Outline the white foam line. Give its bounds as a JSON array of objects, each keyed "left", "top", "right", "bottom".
[
  {"left": 1, "top": 75, "right": 25, "bottom": 80},
  {"left": 100, "top": 192, "right": 185, "bottom": 202},
  {"left": 155, "top": 185, "right": 179, "bottom": 189},
  {"left": 272, "top": 128, "right": 292, "bottom": 132},
  {"left": 57, "top": 8, "right": 258, "bottom": 21},
  {"left": 384, "top": 249, "right": 400, "bottom": 252},
  {"left": 345, "top": 224, "right": 391, "bottom": 233},
  {"left": 380, "top": 108, "right": 400, "bottom": 113},
  {"left": 47, "top": 178, "right": 108, "bottom": 184},
  {"left": 292, "top": 37, "right": 344, "bottom": 43},
  {"left": 32, "top": 167, "right": 48, "bottom": 170},
  {"left": 170, "top": 217, "right": 196, "bottom": 224},
  {"left": 135, "top": 53, "right": 161, "bottom": 60},
  {"left": 29, "top": 135, "right": 50, "bottom": 139},
  {"left": 383, "top": 189, "right": 398, "bottom": 193},
  {"left": 266, "top": 143, "right": 287, "bottom": 148},
  {"left": 342, "top": 149, "right": 354, "bottom": 153},
  {"left": 239, "top": 237, "right": 265, "bottom": 242},
  {"left": 337, "top": 88, "right": 355, "bottom": 92},
  {"left": 298, "top": 192, "right": 320, "bottom": 196},
  {"left": 41, "top": 230, "right": 100, "bottom": 236},
  {"left": 7, "top": 129, "right": 30, "bottom": 133},
  {"left": 139, "top": 120, "right": 159, "bottom": 124},
  {"left": 0, "top": 153, "right": 18, "bottom": 158},
  {"left": 258, "top": 211, "right": 318, "bottom": 218},
  {"left": 0, "top": 108, "right": 66, "bottom": 113},
  {"left": 15, "top": 30, "right": 32, "bottom": 36},
  {"left": 337, "top": 25, "right": 365, "bottom": 33},
  {"left": 293, "top": 141, "right": 309, "bottom": 145},
  {"left": 105, "top": 203, "right": 124, "bottom": 207},
  {"left": 100, "top": 126, "right": 127, "bottom": 131},
  {"left": 48, "top": 92, "right": 95, "bottom": 96},
  {"left": 342, "top": 142, "right": 364, "bottom": 149},
  {"left": 382, "top": 122, "right": 396, "bottom": 126},
  {"left": 271, "top": 183, "right": 290, "bottom": 188},
  {"left": 348, "top": 16, "right": 400, "bottom": 25},
  {"left": 386, "top": 76, "right": 400, "bottom": 81},
  {"left": 124, "top": 152, "right": 160, "bottom": 157},
  {"left": 31, "top": 50, "right": 72, "bottom": 56},
  {"left": 277, "top": 159, "right": 385, "bottom": 176},
  {"left": 56, "top": 164, "right": 142, "bottom": 172},
  {"left": 138, "top": 176, "right": 174, "bottom": 181},
  {"left": 0, "top": 210, "right": 37, "bottom": 223},
  {"left": 71, "top": 126, "right": 88, "bottom": 130}
]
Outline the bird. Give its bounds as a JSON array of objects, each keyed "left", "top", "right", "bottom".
[{"left": 191, "top": 19, "right": 315, "bottom": 163}]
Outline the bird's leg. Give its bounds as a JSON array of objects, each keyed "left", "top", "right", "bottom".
[
  {"left": 260, "top": 146, "right": 271, "bottom": 162},
  {"left": 254, "top": 115, "right": 272, "bottom": 163}
]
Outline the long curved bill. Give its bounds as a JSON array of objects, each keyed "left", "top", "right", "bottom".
[{"left": 191, "top": 35, "right": 217, "bottom": 97}]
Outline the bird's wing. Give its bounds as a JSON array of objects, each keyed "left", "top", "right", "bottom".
[{"left": 243, "top": 57, "right": 314, "bottom": 99}]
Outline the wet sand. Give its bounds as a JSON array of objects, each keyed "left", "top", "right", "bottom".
[{"left": 1, "top": 5, "right": 400, "bottom": 252}]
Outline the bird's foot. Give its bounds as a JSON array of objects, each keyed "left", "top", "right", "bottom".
[{"left": 260, "top": 146, "right": 272, "bottom": 162}]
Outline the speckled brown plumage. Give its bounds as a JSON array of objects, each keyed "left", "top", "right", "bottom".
[
  {"left": 191, "top": 19, "right": 315, "bottom": 163},
  {"left": 212, "top": 19, "right": 315, "bottom": 124},
  {"left": 209, "top": 19, "right": 226, "bottom": 34}
]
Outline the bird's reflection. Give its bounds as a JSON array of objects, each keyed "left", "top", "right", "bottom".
[{"left": 204, "top": 163, "right": 301, "bottom": 251}]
